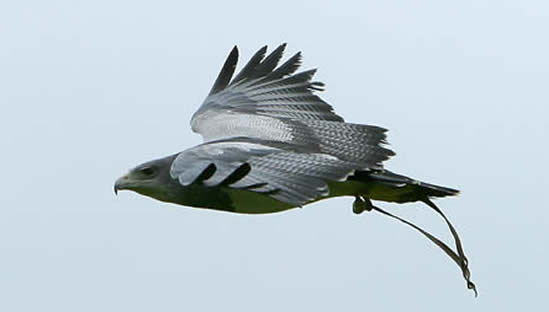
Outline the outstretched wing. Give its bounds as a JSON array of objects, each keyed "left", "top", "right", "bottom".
[
  {"left": 170, "top": 140, "right": 361, "bottom": 206},
  {"left": 191, "top": 44, "right": 343, "bottom": 139},
  {"left": 190, "top": 44, "right": 394, "bottom": 168}
]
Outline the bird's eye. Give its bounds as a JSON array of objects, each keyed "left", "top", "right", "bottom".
[{"left": 139, "top": 166, "right": 155, "bottom": 176}]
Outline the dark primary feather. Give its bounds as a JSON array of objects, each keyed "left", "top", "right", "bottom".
[
  {"left": 209, "top": 46, "right": 238, "bottom": 95},
  {"left": 231, "top": 45, "right": 267, "bottom": 84},
  {"left": 264, "top": 51, "right": 302, "bottom": 81},
  {"left": 228, "top": 43, "right": 300, "bottom": 85},
  {"left": 248, "top": 43, "right": 287, "bottom": 80}
]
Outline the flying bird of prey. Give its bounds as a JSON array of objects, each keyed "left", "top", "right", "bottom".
[{"left": 114, "top": 44, "right": 476, "bottom": 295}]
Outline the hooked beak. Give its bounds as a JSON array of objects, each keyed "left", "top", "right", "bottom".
[{"left": 114, "top": 174, "right": 130, "bottom": 195}]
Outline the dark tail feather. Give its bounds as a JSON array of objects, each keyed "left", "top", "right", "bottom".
[
  {"left": 359, "top": 169, "right": 459, "bottom": 201},
  {"left": 419, "top": 181, "right": 460, "bottom": 197}
]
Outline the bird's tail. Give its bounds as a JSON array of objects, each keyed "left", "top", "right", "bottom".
[{"left": 351, "top": 169, "right": 459, "bottom": 203}]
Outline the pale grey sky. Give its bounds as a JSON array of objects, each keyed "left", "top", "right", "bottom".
[{"left": 1, "top": 0, "right": 548, "bottom": 311}]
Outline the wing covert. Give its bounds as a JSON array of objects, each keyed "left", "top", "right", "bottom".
[{"left": 170, "top": 140, "right": 361, "bottom": 206}]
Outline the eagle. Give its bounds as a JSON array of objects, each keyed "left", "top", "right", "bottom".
[{"left": 114, "top": 44, "right": 476, "bottom": 296}]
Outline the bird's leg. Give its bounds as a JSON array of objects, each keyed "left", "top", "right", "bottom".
[{"left": 352, "top": 196, "right": 373, "bottom": 214}]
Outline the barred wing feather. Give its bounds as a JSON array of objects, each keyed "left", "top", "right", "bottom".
[
  {"left": 170, "top": 141, "right": 361, "bottom": 206},
  {"left": 190, "top": 44, "right": 394, "bottom": 168}
]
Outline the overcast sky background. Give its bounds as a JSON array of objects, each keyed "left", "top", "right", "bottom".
[{"left": 1, "top": 0, "right": 548, "bottom": 311}]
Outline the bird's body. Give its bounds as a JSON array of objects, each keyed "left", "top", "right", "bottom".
[
  {"left": 115, "top": 44, "right": 476, "bottom": 295},
  {"left": 119, "top": 152, "right": 458, "bottom": 215}
]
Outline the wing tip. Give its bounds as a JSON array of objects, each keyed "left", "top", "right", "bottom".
[
  {"left": 231, "top": 45, "right": 239, "bottom": 54},
  {"left": 208, "top": 45, "right": 239, "bottom": 95}
]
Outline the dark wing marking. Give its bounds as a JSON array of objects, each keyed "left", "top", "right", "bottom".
[{"left": 170, "top": 140, "right": 361, "bottom": 206}]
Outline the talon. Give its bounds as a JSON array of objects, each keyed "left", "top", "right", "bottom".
[
  {"left": 361, "top": 196, "right": 373, "bottom": 212},
  {"left": 353, "top": 196, "right": 366, "bottom": 214},
  {"left": 353, "top": 196, "right": 374, "bottom": 214}
]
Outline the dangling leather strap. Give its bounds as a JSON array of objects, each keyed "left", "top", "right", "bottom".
[{"left": 367, "top": 197, "right": 477, "bottom": 296}]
